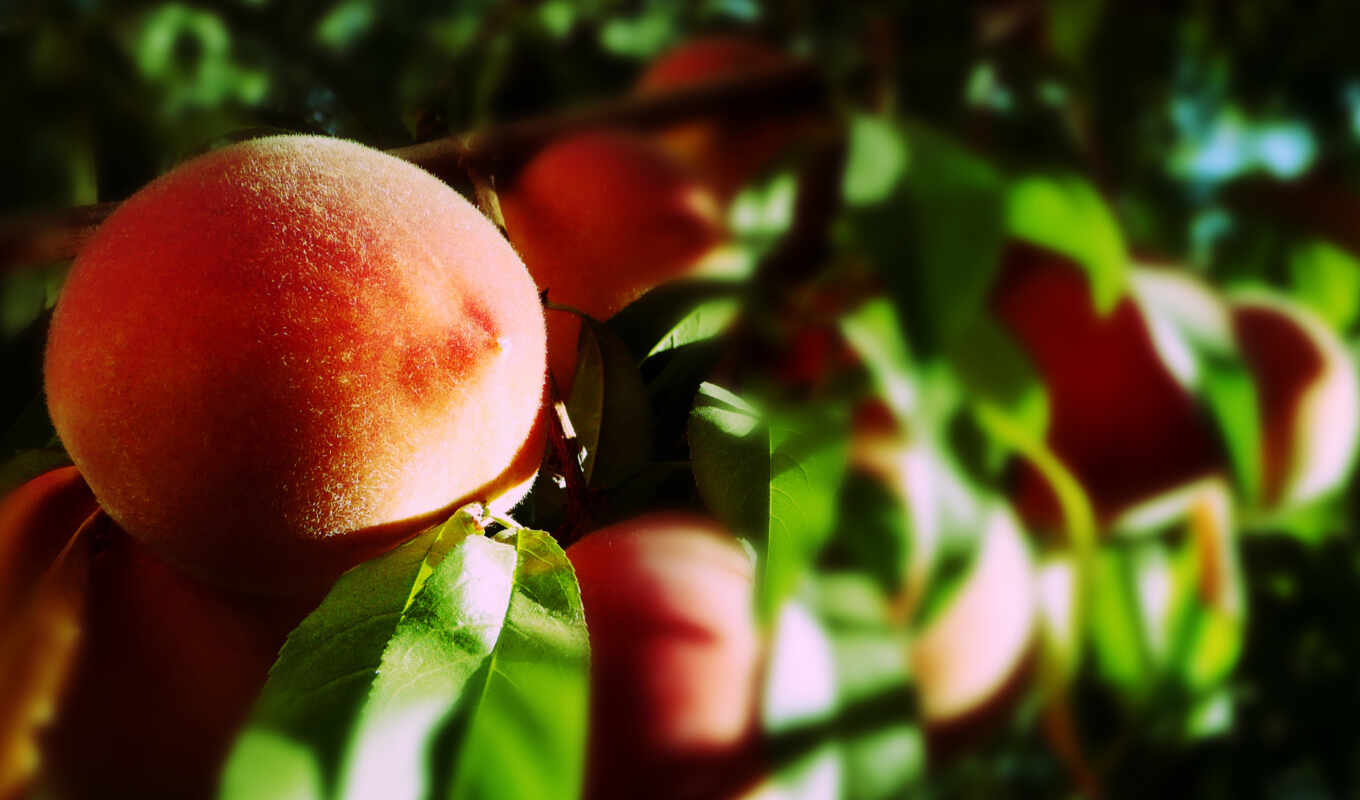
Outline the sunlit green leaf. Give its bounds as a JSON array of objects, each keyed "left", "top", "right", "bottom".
[
  {"left": 1087, "top": 548, "right": 1152, "bottom": 697},
  {"left": 444, "top": 529, "right": 589, "bottom": 800},
  {"left": 1006, "top": 175, "right": 1127, "bottom": 313},
  {"left": 1201, "top": 359, "right": 1263, "bottom": 503},
  {"left": 1288, "top": 239, "right": 1360, "bottom": 331},
  {"left": 609, "top": 280, "right": 742, "bottom": 360},
  {"left": 221, "top": 515, "right": 477, "bottom": 800},
  {"left": 221, "top": 516, "right": 588, "bottom": 800},
  {"left": 842, "top": 115, "right": 909, "bottom": 207},
  {"left": 731, "top": 171, "right": 799, "bottom": 240},
  {"left": 645, "top": 297, "right": 740, "bottom": 360},
  {"left": 839, "top": 297, "right": 915, "bottom": 421}
]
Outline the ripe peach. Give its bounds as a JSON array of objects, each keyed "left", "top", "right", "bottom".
[
  {"left": 914, "top": 507, "right": 1038, "bottom": 760},
  {"left": 40, "top": 516, "right": 321, "bottom": 799},
  {"left": 849, "top": 412, "right": 1039, "bottom": 756},
  {"left": 0, "top": 467, "right": 98, "bottom": 620},
  {"left": 992, "top": 243, "right": 1225, "bottom": 528},
  {"left": 1231, "top": 292, "right": 1360, "bottom": 508},
  {"left": 499, "top": 132, "right": 724, "bottom": 392},
  {"left": 566, "top": 513, "right": 765, "bottom": 800},
  {"left": 44, "top": 135, "right": 546, "bottom": 595},
  {"left": 636, "top": 36, "right": 809, "bottom": 202}
]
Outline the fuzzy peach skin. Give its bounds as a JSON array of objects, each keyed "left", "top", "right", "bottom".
[
  {"left": 500, "top": 131, "right": 724, "bottom": 393},
  {"left": 44, "top": 135, "right": 546, "bottom": 596},
  {"left": 636, "top": 36, "right": 809, "bottom": 202},
  {"left": 566, "top": 514, "right": 766, "bottom": 800}
]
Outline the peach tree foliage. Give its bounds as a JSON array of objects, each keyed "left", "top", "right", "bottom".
[{"left": 5, "top": 2, "right": 1360, "bottom": 799}]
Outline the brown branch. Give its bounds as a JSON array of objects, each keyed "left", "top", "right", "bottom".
[
  {"left": 542, "top": 371, "right": 594, "bottom": 549},
  {"left": 0, "top": 61, "right": 826, "bottom": 273}
]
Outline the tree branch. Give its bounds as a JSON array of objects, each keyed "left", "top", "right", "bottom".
[{"left": 0, "top": 61, "right": 826, "bottom": 272}]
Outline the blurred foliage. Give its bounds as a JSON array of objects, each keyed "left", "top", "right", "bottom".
[{"left": 8, "top": 0, "right": 1360, "bottom": 798}]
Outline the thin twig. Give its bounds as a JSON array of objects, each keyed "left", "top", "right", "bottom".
[
  {"left": 0, "top": 61, "right": 826, "bottom": 272},
  {"left": 543, "top": 377, "right": 593, "bottom": 549}
]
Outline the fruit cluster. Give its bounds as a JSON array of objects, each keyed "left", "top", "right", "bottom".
[
  {"left": 3, "top": 27, "right": 1358, "bottom": 800},
  {"left": 2, "top": 36, "right": 810, "bottom": 800}
]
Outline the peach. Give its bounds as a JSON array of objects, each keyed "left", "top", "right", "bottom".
[
  {"left": 849, "top": 413, "right": 1039, "bottom": 756},
  {"left": 1231, "top": 292, "right": 1360, "bottom": 508},
  {"left": 636, "top": 36, "right": 809, "bottom": 202},
  {"left": 566, "top": 513, "right": 765, "bottom": 800},
  {"left": 991, "top": 243, "right": 1225, "bottom": 528},
  {"left": 0, "top": 467, "right": 98, "bottom": 620},
  {"left": 44, "top": 135, "right": 546, "bottom": 595},
  {"left": 40, "top": 517, "right": 321, "bottom": 799},
  {"left": 499, "top": 132, "right": 724, "bottom": 392},
  {"left": 913, "top": 506, "right": 1038, "bottom": 759}
]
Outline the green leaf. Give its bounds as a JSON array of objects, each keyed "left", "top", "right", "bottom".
[
  {"left": 1201, "top": 359, "right": 1263, "bottom": 504},
  {"left": 608, "top": 280, "right": 741, "bottom": 361},
  {"left": 1006, "top": 174, "right": 1127, "bottom": 314},
  {"left": 644, "top": 296, "right": 741, "bottom": 360},
  {"left": 767, "top": 407, "right": 852, "bottom": 615},
  {"left": 221, "top": 516, "right": 589, "bottom": 800},
  {"left": 763, "top": 599, "right": 842, "bottom": 798},
  {"left": 947, "top": 315, "right": 1048, "bottom": 434},
  {"left": 0, "top": 447, "right": 72, "bottom": 496},
  {"left": 221, "top": 515, "right": 477, "bottom": 800},
  {"left": 566, "top": 320, "right": 653, "bottom": 488},
  {"left": 844, "top": 118, "right": 1006, "bottom": 355},
  {"left": 762, "top": 587, "right": 922, "bottom": 800},
  {"left": 1, "top": 261, "right": 68, "bottom": 341},
  {"left": 839, "top": 297, "right": 915, "bottom": 421},
  {"left": 730, "top": 171, "right": 799, "bottom": 241},
  {"left": 842, "top": 115, "right": 909, "bottom": 207},
  {"left": 1128, "top": 269, "right": 1263, "bottom": 500},
  {"left": 1047, "top": 0, "right": 1105, "bottom": 65},
  {"left": 1288, "top": 238, "right": 1360, "bottom": 331},
  {"left": 1086, "top": 547, "right": 1152, "bottom": 697},
  {"left": 688, "top": 383, "right": 850, "bottom": 618},
  {"left": 598, "top": 4, "right": 677, "bottom": 58},
  {"left": 831, "top": 472, "right": 911, "bottom": 592},
  {"left": 566, "top": 323, "right": 606, "bottom": 481},
  {"left": 687, "top": 382, "right": 765, "bottom": 534},
  {"left": 444, "top": 529, "right": 589, "bottom": 800}
]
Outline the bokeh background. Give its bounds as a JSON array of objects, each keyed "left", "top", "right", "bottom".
[{"left": 7, "top": 2, "right": 1360, "bottom": 798}]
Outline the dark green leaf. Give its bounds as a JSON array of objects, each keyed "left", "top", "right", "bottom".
[
  {"left": 688, "top": 382, "right": 850, "bottom": 617},
  {"left": 847, "top": 119, "right": 1006, "bottom": 356},
  {"left": 565, "top": 322, "right": 606, "bottom": 482},
  {"left": 566, "top": 320, "right": 654, "bottom": 489}
]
